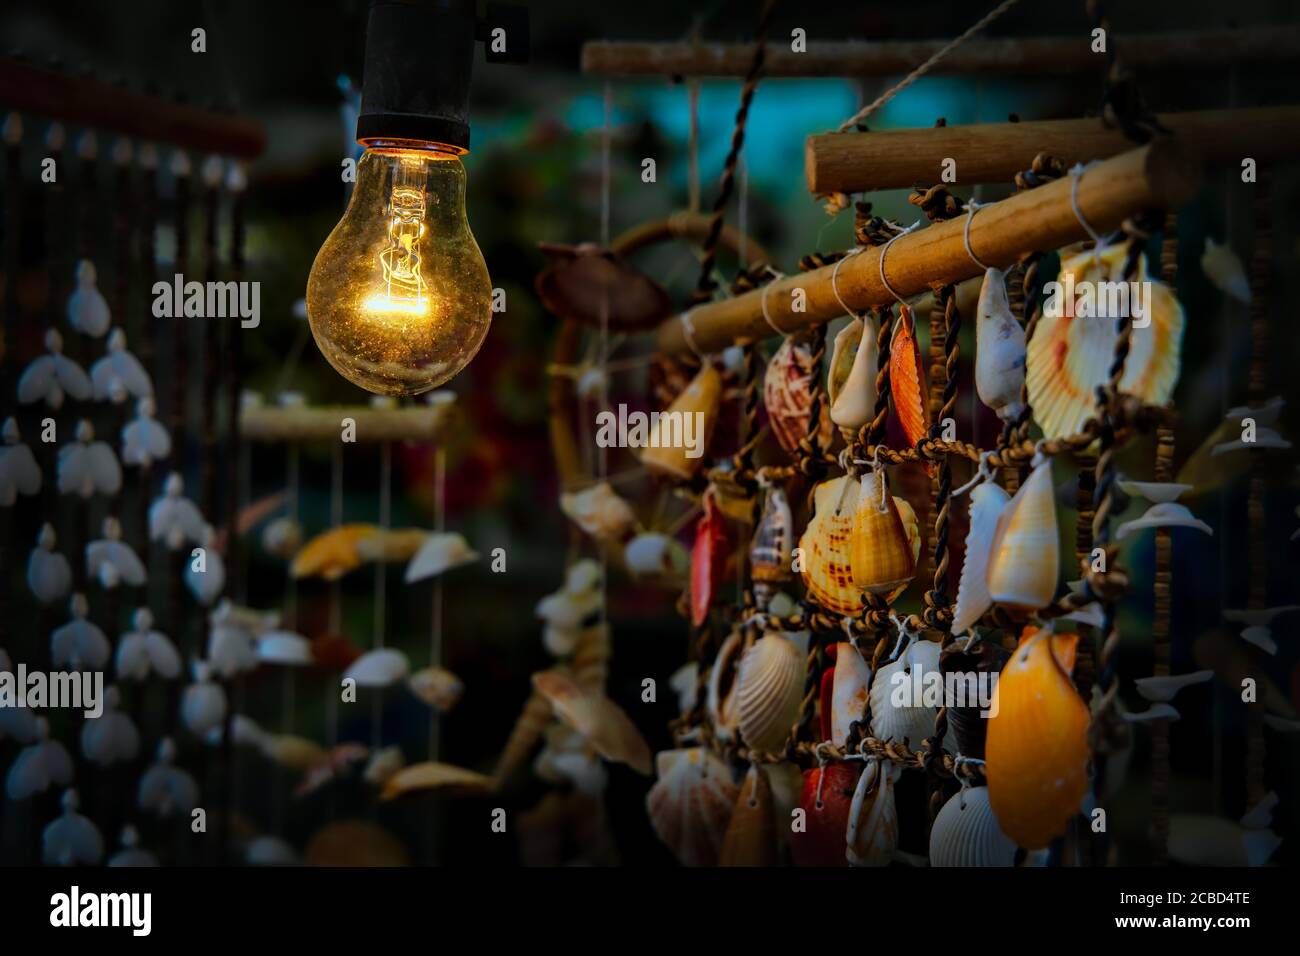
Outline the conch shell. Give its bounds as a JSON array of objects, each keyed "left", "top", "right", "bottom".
[
  {"left": 974, "top": 267, "right": 1027, "bottom": 422},
  {"left": 986, "top": 459, "right": 1058, "bottom": 615},
  {"left": 764, "top": 331, "right": 833, "bottom": 454},
  {"left": 985, "top": 627, "right": 1089, "bottom": 849},
  {"left": 641, "top": 363, "right": 721, "bottom": 480},
  {"left": 735, "top": 635, "right": 805, "bottom": 754},
  {"left": 719, "top": 763, "right": 778, "bottom": 866},
  {"left": 846, "top": 756, "right": 900, "bottom": 866},
  {"left": 828, "top": 314, "right": 878, "bottom": 432},
  {"left": 929, "top": 785, "right": 1017, "bottom": 866},
  {"left": 951, "top": 481, "right": 1010, "bottom": 635},
  {"left": 559, "top": 482, "right": 637, "bottom": 542},
  {"left": 645, "top": 747, "right": 738, "bottom": 866},
  {"left": 749, "top": 485, "right": 794, "bottom": 587},
  {"left": 849, "top": 468, "right": 916, "bottom": 595},
  {"left": 889, "top": 305, "right": 929, "bottom": 447},
  {"left": 1027, "top": 244, "right": 1183, "bottom": 440}
]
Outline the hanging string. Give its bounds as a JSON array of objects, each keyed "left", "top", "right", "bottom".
[
  {"left": 759, "top": 269, "right": 789, "bottom": 336},
  {"left": 428, "top": 442, "right": 447, "bottom": 761},
  {"left": 962, "top": 199, "right": 994, "bottom": 270},
  {"left": 877, "top": 220, "right": 921, "bottom": 304},
  {"left": 687, "top": 78, "right": 701, "bottom": 215}
]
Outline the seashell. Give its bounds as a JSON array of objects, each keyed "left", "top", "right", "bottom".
[
  {"left": 67, "top": 260, "right": 111, "bottom": 336},
  {"left": 1123, "top": 703, "right": 1179, "bottom": 722},
  {"left": 1225, "top": 395, "right": 1284, "bottom": 428},
  {"left": 357, "top": 527, "right": 429, "bottom": 564},
  {"left": 184, "top": 524, "right": 226, "bottom": 606},
  {"left": 116, "top": 608, "right": 181, "bottom": 681},
  {"left": 1194, "top": 631, "right": 1295, "bottom": 717},
  {"left": 1116, "top": 502, "right": 1212, "bottom": 541},
  {"left": 645, "top": 747, "right": 738, "bottom": 866},
  {"left": 986, "top": 627, "right": 1089, "bottom": 849},
  {"left": 846, "top": 756, "right": 900, "bottom": 866},
  {"left": 535, "top": 587, "right": 600, "bottom": 630},
  {"left": 81, "top": 687, "right": 140, "bottom": 766},
  {"left": 889, "top": 305, "right": 930, "bottom": 447},
  {"left": 379, "top": 761, "right": 491, "bottom": 800},
  {"left": 345, "top": 647, "right": 410, "bottom": 688},
  {"left": 1116, "top": 480, "right": 1192, "bottom": 504},
  {"left": 90, "top": 327, "right": 152, "bottom": 401},
  {"left": 57, "top": 419, "right": 121, "bottom": 497},
  {"left": 291, "top": 523, "right": 378, "bottom": 580},
  {"left": 952, "top": 482, "right": 1010, "bottom": 635},
  {"left": 181, "top": 661, "right": 228, "bottom": 736},
  {"left": 987, "top": 459, "right": 1058, "bottom": 615},
  {"left": 720, "top": 764, "right": 778, "bottom": 866},
  {"left": 670, "top": 662, "right": 699, "bottom": 715},
  {"left": 244, "top": 835, "right": 299, "bottom": 867},
  {"left": 940, "top": 637, "right": 1010, "bottom": 759},
  {"left": 870, "top": 638, "right": 954, "bottom": 749},
  {"left": 86, "top": 517, "right": 147, "bottom": 589},
  {"left": 850, "top": 468, "right": 916, "bottom": 594},
  {"left": 121, "top": 396, "right": 171, "bottom": 467},
  {"left": 532, "top": 670, "right": 651, "bottom": 774},
  {"left": 0, "top": 672, "right": 39, "bottom": 742},
  {"left": 493, "top": 689, "right": 556, "bottom": 787},
  {"left": 261, "top": 516, "right": 303, "bottom": 559},
  {"left": 828, "top": 314, "right": 878, "bottom": 431},
  {"left": 624, "top": 532, "right": 689, "bottom": 580},
  {"left": 571, "top": 620, "right": 610, "bottom": 689},
  {"left": 641, "top": 363, "right": 721, "bottom": 479},
  {"left": 108, "top": 826, "right": 159, "bottom": 868},
  {"left": 542, "top": 624, "right": 581, "bottom": 657},
  {"left": 207, "top": 621, "right": 257, "bottom": 677},
  {"left": 974, "top": 267, "right": 1027, "bottom": 421},
  {"left": 6, "top": 719, "right": 74, "bottom": 800},
  {"left": 28, "top": 523, "right": 72, "bottom": 604},
  {"left": 1201, "top": 237, "right": 1251, "bottom": 304},
  {"left": 690, "top": 490, "right": 729, "bottom": 627},
  {"left": 361, "top": 745, "right": 403, "bottom": 786},
  {"left": 734, "top": 634, "right": 804, "bottom": 754},
  {"left": 706, "top": 628, "right": 745, "bottom": 743},
  {"left": 51, "top": 594, "right": 111, "bottom": 671},
  {"left": 256, "top": 630, "right": 313, "bottom": 666},
  {"left": 764, "top": 331, "right": 834, "bottom": 453},
  {"left": 790, "top": 761, "right": 861, "bottom": 867},
  {"left": 138, "top": 738, "right": 199, "bottom": 817},
  {"left": 1134, "top": 670, "right": 1213, "bottom": 703},
  {"left": 534, "top": 242, "right": 672, "bottom": 331},
  {"left": 534, "top": 725, "right": 608, "bottom": 795},
  {"left": 1224, "top": 605, "right": 1299, "bottom": 657},
  {"left": 43, "top": 790, "right": 104, "bottom": 866},
  {"left": 929, "top": 785, "right": 1017, "bottom": 866},
  {"left": 407, "top": 666, "right": 464, "bottom": 711},
  {"left": 565, "top": 558, "right": 602, "bottom": 594},
  {"left": 1212, "top": 426, "right": 1291, "bottom": 456},
  {"left": 18, "top": 329, "right": 92, "bottom": 408},
  {"left": 1169, "top": 792, "right": 1280, "bottom": 867},
  {"left": 0, "top": 417, "right": 41, "bottom": 505},
  {"left": 764, "top": 761, "right": 803, "bottom": 860},
  {"left": 749, "top": 486, "right": 794, "bottom": 587},
  {"left": 830, "top": 641, "right": 872, "bottom": 745},
  {"left": 1028, "top": 244, "right": 1183, "bottom": 440},
  {"left": 403, "top": 530, "right": 479, "bottom": 582},
  {"left": 559, "top": 482, "right": 638, "bottom": 542},
  {"left": 799, "top": 475, "right": 863, "bottom": 615},
  {"left": 294, "top": 743, "right": 370, "bottom": 796},
  {"left": 149, "top": 473, "right": 206, "bottom": 550},
  {"left": 259, "top": 732, "right": 327, "bottom": 771}
]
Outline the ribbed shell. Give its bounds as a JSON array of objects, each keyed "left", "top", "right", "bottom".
[
  {"left": 985, "top": 628, "right": 1089, "bottom": 850},
  {"left": 642, "top": 364, "right": 721, "bottom": 479},
  {"left": 645, "top": 747, "right": 738, "bottom": 866},
  {"left": 764, "top": 332, "right": 833, "bottom": 454},
  {"left": 850, "top": 470, "right": 916, "bottom": 594},
  {"left": 750, "top": 486, "right": 794, "bottom": 584},
  {"left": 929, "top": 786, "right": 1018, "bottom": 866},
  {"left": 799, "top": 476, "right": 865, "bottom": 615},
  {"left": 869, "top": 639, "right": 955, "bottom": 750},
  {"left": 986, "top": 459, "right": 1058, "bottom": 613},
  {"left": 889, "top": 305, "right": 929, "bottom": 448},
  {"left": 951, "top": 482, "right": 1010, "bottom": 635},
  {"left": 735, "top": 635, "right": 805, "bottom": 754}
]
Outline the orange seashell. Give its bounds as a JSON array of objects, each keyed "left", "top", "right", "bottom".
[
  {"left": 532, "top": 670, "right": 652, "bottom": 775},
  {"left": 849, "top": 469, "right": 916, "bottom": 595},
  {"left": 798, "top": 476, "right": 864, "bottom": 615},
  {"left": 642, "top": 364, "right": 721, "bottom": 480},
  {"left": 889, "top": 305, "right": 930, "bottom": 448},
  {"left": 720, "top": 763, "right": 778, "bottom": 866},
  {"left": 986, "top": 459, "right": 1059, "bottom": 615},
  {"left": 291, "top": 524, "right": 379, "bottom": 580},
  {"left": 985, "top": 627, "right": 1089, "bottom": 849}
]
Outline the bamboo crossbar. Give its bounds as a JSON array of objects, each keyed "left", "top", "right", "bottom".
[
  {"left": 655, "top": 142, "right": 1200, "bottom": 356},
  {"left": 240, "top": 403, "right": 456, "bottom": 443},
  {"left": 582, "top": 26, "right": 1300, "bottom": 77},
  {"left": 805, "top": 106, "right": 1300, "bottom": 194}
]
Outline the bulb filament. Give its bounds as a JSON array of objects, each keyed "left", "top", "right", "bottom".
[{"left": 366, "top": 156, "right": 428, "bottom": 315}]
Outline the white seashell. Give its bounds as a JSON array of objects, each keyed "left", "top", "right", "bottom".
[
  {"left": 17, "top": 329, "right": 92, "bottom": 408},
  {"left": 90, "top": 327, "right": 152, "bottom": 401},
  {"left": 245, "top": 835, "right": 300, "bottom": 867},
  {"left": 830, "top": 641, "right": 872, "bottom": 744},
  {"left": 86, "top": 518, "right": 147, "bottom": 589},
  {"left": 986, "top": 458, "right": 1058, "bottom": 613},
  {"left": 670, "top": 662, "right": 699, "bottom": 715},
  {"left": 974, "top": 267, "right": 1027, "bottom": 421},
  {"left": 1200, "top": 237, "right": 1251, "bottom": 304},
  {"left": 68, "top": 261, "right": 111, "bottom": 336},
  {"left": 116, "top": 608, "right": 182, "bottom": 681},
  {"left": 846, "top": 756, "right": 900, "bottom": 866},
  {"left": 869, "top": 639, "right": 957, "bottom": 751},
  {"left": 210, "top": 599, "right": 280, "bottom": 635},
  {"left": 0, "top": 417, "right": 41, "bottom": 505},
  {"left": 706, "top": 629, "right": 745, "bottom": 743},
  {"left": 108, "top": 826, "right": 159, "bottom": 867},
  {"left": 1212, "top": 427, "right": 1291, "bottom": 455},
  {"left": 828, "top": 314, "right": 879, "bottom": 430},
  {"left": 1225, "top": 396, "right": 1284, "bottom": 428},
  {"left": 57, "top": 420, "right": 121, "bottom": 497},
  {"left": 6, "top": 719, "right": 74, "bottom": 800},
  {"left": 407, "top": 667, "right": 464, "bottom": 711},
  {"left": 734, "top": 634, "right": 804, "bottom": 754},
  {"left": 27, "top": 523, "right": 72, "bottom": 604},
  {"left": 181, "top": 662, "right": 228, "bottom": 736},
  {"left": 535, "top": 587, "right": 600, "bottom": 631},
  {"left": 559, "top": 482, "right": 638, "bottom": 542},
  {"left": 184, "top": 525, "right": 226, "bottom": 605},
  {"left": 1169, "top": 792, "right": 1280, "bottom": 867},
  {"left": 80, "top": 687, "right": 140, "bottom": 766},
  {"left": 951, "top": 481, "right": 1010, "bottom": 635},
  {"left": 51, "top": 594, "right": 111, "bottom": 670},
  {"left": 644, "top": 747, "right": 738, "bottom": 867},
  {"left": 1134, "top": 669, "right": 1213, "bottom": 702},
  {"left": 542, "top": 624, "right": 581, "bottom": 657},
  {"left": 345, "top": 647, "right": 410, "bottom": 688},
  {"left": 138, "top": 738, "right": 199, "bottom": 817},
  {"left": 42, "top": 790, "right": 104, "bottom": 866},
  {"left": 1238, "top": 625, "right": 1277, "bottom": 656},
  {"left": 624, "top": 532, "right": 689, "bottom": 579},
  {"left": 1116, "top": 502, "right": 1212, "bottom": 541},
  {"left": 1224, "top": 605, "right": 1299, "bottom": 627},
  {"left": 929, "top": 785, "right": 1017, "bottom": 866},
  {"left": 256, "top": 630, "right": 313, "bottom": 665},
  {"left": 403, "top": 531, "right": 479, "bottom": 583},
  {"left": 1122, "top": 703, "right": 1180, "bottom": 723},
  {"left": 207, "top": 622, "right": 257, "bottom": 677},
  {"left": 565, "top": 559, "right": 602, "bottom": 595},
  {"left": 260, "top": 517, "right": 302, "bottom": 559},
  {"left": 121, "top": 396, "right": 171, "bottom": 467},
  {"left": 149, "top": 473, "right": 206, "bottom": 549},
  {"left": 1115, "top": 480, "right": 1192, "bottom": 504}
]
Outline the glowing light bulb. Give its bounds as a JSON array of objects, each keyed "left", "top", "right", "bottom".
[{"left": 306, "top": 147, "right": 491, "bottom": 396}]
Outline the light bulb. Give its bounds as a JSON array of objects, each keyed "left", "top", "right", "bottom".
[{"left": 306, "top": 146, "right": 491, "bottom": 396}]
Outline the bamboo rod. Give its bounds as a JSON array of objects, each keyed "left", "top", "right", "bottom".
[
  {"left": 656, "top": 142, "right": 1200, "bottom": 356},
  {"left": 240, "top": 403, "right": 456, "bottom": 443},
  {"left": 806, "top": 106, "right": 1300, "bottom": 194},
  {"left": 582, "top": 26, "right": 1300, "bottom": 77}
]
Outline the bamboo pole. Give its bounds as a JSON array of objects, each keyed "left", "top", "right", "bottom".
[
  {"left": 240, "top": 402, "right": 457, "bottom": 444},
  {"left": 656, "top": 142, "right": 1200, "bottom": 355},
  {"left": 582, "top": 26, "right": 1300, "bottom": 77},
  {"left": 805, "top": 106, "right": 1300, "bottom": 195}
]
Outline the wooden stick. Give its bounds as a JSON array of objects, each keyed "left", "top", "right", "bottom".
[
  {"left": 806, "top": 106, "right": 1300, "bottom": 194},
  {"left": 583, "top": 26, "right": 1300, "bottom": 77},
  {"left": 656, "top": 142, "right": 1200, "bottom": 355},
  {"left": 240, "top": 403, "right": 456, "bottom": 444}
]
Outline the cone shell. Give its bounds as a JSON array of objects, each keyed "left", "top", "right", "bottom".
[
  {"left": 791, "top": 761, "right": 860, "bottom": 867},
  {"left": 1027, "top": 244, "right": 1184, "bottom": 440},
  {"left": 849, "top": 469, "right": 916, "bottom": 594},
  {"left": 735, "top": 635, "right": 805, "bottom": 754},
  {"left": 830, "top": 642, "right": 872, "bottom": 744},
  {"left": 799, "top": 476, "right": 864, "bottom": 615},
  {"left": 986, "top": 459, "right": 1058, "bottom": 614},
  {"left": 750, "top": 486, "right": 794, "bottom": 585},
  {"left": 929, "top": 786, "right": 1017, "bottom": 866},
  {"left": 720, "top": 763, "right": 778, "bottom": 866},
  {"left": 642, "top": 364, "right": 721, "bottom": 480},
  {"left": 764, "top": 332, "right": 833, "bottom": 454},
  {"left": 645, "top": 747, "right": 738, "bottom": 866},
  {"left": 986, "top": 628, "right": 1089, "bottom": 849},
  {"left": 846, "top": 757, "right": 900, "bottom": 866},
  {"left": 828, "top": 314, "right": 878, "bottom": 431},
  {"left": 889, "top": 305, "right": 929, "bottom": 448},
  {"left": 951, "top": 482, "right": 1011, "bottom": 635}
]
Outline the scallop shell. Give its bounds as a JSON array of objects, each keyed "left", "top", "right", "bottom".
[
  {"left": 951, "top": 482, "right": 1010, "bottom": 635},
  {"left": 889, "top": 305, "right": 929, "bottom": 447},
  {"left": 985, "top": 627, "right": 1089, "bottom": 849},
  {"left": 869, "top": 638, "right": 952, "bottom": 749},
  {"left": 846, "top": 756, "right": 900, "bottom": 866},
  {"left": 645, "top": 747, "right": 738, "bottom": 866},
  {"left": 974, "top": 267, "right": 1027, "bottom": 422},
  {"left": 849, "top": 469, "right": 916, "bottom": 594},
  {"left": 828, "top": 314, "right": 878, "bottom": 431},
  {"left": 707, "top": 628, "right": 745, "bottom": 742},
  {"left": 750, "top": 486, "right": 794, "bottom": 585},
  {"left": 764, "top": 331, "right": 834, "bottom": 454},
  {"left": 532, "top": 670, "right": 651, "bottom": 775},
  {"left": 641, "top": 363, "right": 721, "bottom": 480},
  {"left": 734, "top": 634, "right": 806, "bottom": 754},
  {"left": 987, "top": 459, "right": 1058, "bottom": 614},
  {"left": 719, "top": 763, "right": 778, "bottom": 866},
  {"left": 929, "top": 785, "right": 1018, "bottom": 866},
  {"left": 798, "top": 476, "right": 864, "bottom": 615},
  {"left": 559, "top": 482, "right": 637, "bottom": 542},
  {"left": 1027, "top": 244, "right": 1183, "bottom": 440},
  {"left": 830, "top": 641, "right": 872, "bottom": 744}
]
